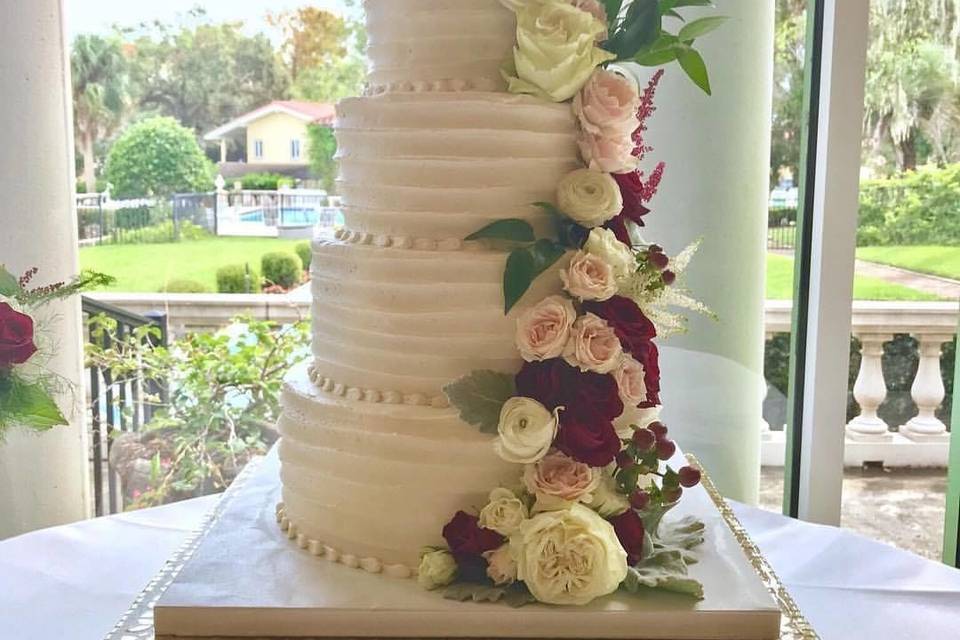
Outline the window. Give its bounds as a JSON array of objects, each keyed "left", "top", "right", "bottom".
[
  {"left": 253, "top": 139, "right": 264, "bottom": 160},
  {"left": 290, "top": 139, "right": 301, "bottom": 160}
]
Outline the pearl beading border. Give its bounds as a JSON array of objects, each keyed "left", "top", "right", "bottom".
[
  {"left": 307, "top": 363, "right": 450, "bottom": 409},
  {"left": 332, "top": 227, "right": 471, "bottom": 252},
  {"left": 276, "top": 503, "right": 414, "bottom": 579},
  {"left": 365, "top": 77, "right": 502, "bottom": 96}
]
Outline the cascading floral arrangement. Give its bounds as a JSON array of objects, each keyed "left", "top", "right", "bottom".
[
  {"left": 418, "top": 0, "right": 724, "bottom": 607},
  {"left": 0, "top": 265, "right": 113, "bottom": 438}
]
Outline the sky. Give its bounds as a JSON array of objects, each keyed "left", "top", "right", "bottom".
[{"left": 64, "top": 0, "right": 357, "bottom": 38}]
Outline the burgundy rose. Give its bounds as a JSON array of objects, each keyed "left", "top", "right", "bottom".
[
  {"left": 584, "top": 297, "right": 661, "bottom": 406},
  {"left": 603, "top": 215, "right": 633, "bottom": 246},
  {"left": 613, "top": 171, "right": 652, "bottom": 226},
  {"left": 609, "top": 509, "right": 646, "bottom": 565},
  {"left": 0, "top": 302, "right": 37, "bottom": 368},
  {"left": 554, "top": 412, "right": 622, "bottom": 467},
  {"left": 632, "top": 340, "right": 661, "bottom": 407},
  {"left": 442, "top": 511, "right": 503, "bottom": 562},
  {"left": 516, "top": 359, "right": 623, "bottom": 421}
]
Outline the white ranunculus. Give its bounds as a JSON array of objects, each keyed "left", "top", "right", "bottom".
[
  {"left": 556, "top": 169, "right": 623, "bottom": 228},
  {"left": 585, "top": 468, "right": 631, "bottom": 517},
  {"left": 483, "top": 544, "right": 518, "bottom": 586},
  {"left": 515, "top": 294, "right": 577, "bottom": 362},
  {"left": 495, "top": 397, "right": 560, "bottom": 464},
  {"left": 584, "top": 227, "right": 636, "bottom": 281},
  {"left": 417, "top": 549, "right": 458, "bottom": 590},
  {"left": 505, "top": 1, "right": 616, "bottom": 102},
  {"left": 479, "top": 487, "right": 529, "bottom": 536},
  {"left": 511, "top": 503, "right": 628, "bottom": 605},
  {"left": 614, "top": 404, "right": 661, "bottom": 439}
]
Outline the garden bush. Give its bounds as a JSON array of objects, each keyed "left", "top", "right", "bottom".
[
  {"left": 161, "top": 278, "right": 209, "bottom": 293},
  {"left": 294, "top": 241, "right": 312, "bottom": 273},
  {"left": 858, "top": 164, "right": 960, "bottom": 246},
  {"left": 216, "top": 264, "right": 261, "bottom": 293},
  {"left": 261, "top": 252, "right": 302, "bottom": 289},
  {"left": 239, "top": 173, "right": 290, "bottom": 191},
  {"left": 107, "top": 219, "right": 208, "bottom": 245},
  {"left": 768, "top": 207, "right": 797, "bottom": 227}
]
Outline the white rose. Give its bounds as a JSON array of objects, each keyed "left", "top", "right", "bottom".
[
  {"left": 483, "top": 544, "right": 518, "bottom": 586},
  {"left": 511, "top": 503, "right": 628, "bottom": 605},
  {"left": 502, "top": 0, "right": 609, "bottom": 39},
  {"left": 556, "top": 169, "right": 623, "bottom": 228},
  {"left": 561, "top": 250, "right": 618, "bottom": 302},
  {"left": 479, "top": 487, "right": 529, "bottom": 536},
  {"left": 585, "top": 469, "right": 631, "bottom": 517},
  {"left": 614, "top": 404, "right": 661, "bottom": 439},
  {"left": 417, "top": 549, "right": 458, "bottom": 590},
  {"left": 563, "top": 313, "right": 623, "bottom": 374},
  {"left": 495, "top": 397, "right": 560, "bottom": 464},
  {"left": 584, "top": 227, "right": 636, "bottom": 281},
  {"left": 515, "top": 295, "right": 577, "bottom": 361},
  {"left": 505, "top": 1, "right": 616, "bottom": 102}
]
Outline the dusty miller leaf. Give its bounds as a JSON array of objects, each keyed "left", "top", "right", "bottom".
[
  {"left": 443, "top": 370, "right": 516, "bottom": 434},
  {"left": 443, "top": 582, "right": 536, "bottom": 608},
  {"left": 622, "top": 548, "right": 704, "bottom": 600}
]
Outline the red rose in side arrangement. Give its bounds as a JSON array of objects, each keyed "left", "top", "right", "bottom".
[
  {"left": 442, "top": 510, "right": 504, "bottom": 562},
  {"left": 0, "top": 302, "right": 37, "bottom": 368}
]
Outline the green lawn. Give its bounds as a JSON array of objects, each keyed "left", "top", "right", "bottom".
[
  {"left": 856, "top": 246, "right": 960, "bottom": 281},
  {"left": 80, "top": 237, "right": 303, "bottom": 292},
  {"left": 766, "top": 253, "right": 941, "bottom": 301}
]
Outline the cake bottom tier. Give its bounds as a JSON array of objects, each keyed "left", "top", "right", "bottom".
[{"left": 277, "top": 366, "right": 515, "bottom": 573}]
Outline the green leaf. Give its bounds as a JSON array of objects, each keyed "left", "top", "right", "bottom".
[
  {"left": 0, "top": 265, "right": 20, "bottom": 297},
  {"left": 443, "top": 582, "right": 536, "bottom": 607},
  {"left": 660, "top": 0, "right": 714, "bottom": 11},
  {"left": 677, "top": 46, "right": 712, "bottom": 95},
  {"left": 602, "top": 0, "right": 625, "bottom": 27},
  {"left": 443, "top": 370, "right": 516, "bottom": 434},
  {"left": 634, "top": 34, "right": 682, "bottom": 65},
  {"left": 503, "top": 239, "right": 567, "bottom": 314},
  {"left": 621, "top": 548, "right": 704, "bottom": 599},
  {"left": 1, "top": 382, "right": 67, "bottom": 432},
  {"left": 677, "top": 16, "right": 728, "bottom": 42},
  {"left": 607, "top": 0, "right": 661, "bottom": 59},
  {"left": 465, "top": 219, "right": 535, "bottom": 243}
]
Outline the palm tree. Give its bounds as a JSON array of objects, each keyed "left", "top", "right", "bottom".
[{"left": 71, "top": 35, "right": 129, "bottom": 193}]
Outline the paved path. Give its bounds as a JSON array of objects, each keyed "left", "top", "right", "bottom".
[{"left": 855, "top": 259, "right": 960, "bottom": 300}]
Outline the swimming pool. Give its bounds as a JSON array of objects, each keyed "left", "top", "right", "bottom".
[{"left": 237, "top": 207, "right": 343, "bottom": 227}]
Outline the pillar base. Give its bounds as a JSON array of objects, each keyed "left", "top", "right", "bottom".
[
  {"left": 899, "top": 421, "right": 950, "bottom": 443},
  {"left": 845, "top": 418, "right": 893, "bottom": 443}
]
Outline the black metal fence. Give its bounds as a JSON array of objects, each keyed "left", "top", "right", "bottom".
[
  {"left": 77, "top": 193, "right": 217, "bottom": 245},
  {"left": 82, "top": 296, "right": 168, "bottom": 516}
]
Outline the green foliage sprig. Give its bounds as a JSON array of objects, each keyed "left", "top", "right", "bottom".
[{"left": 603, "top": 0, "right": 727, "bottom": 95}]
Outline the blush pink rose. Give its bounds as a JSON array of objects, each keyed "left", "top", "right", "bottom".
[
  {"left": 560, "top": 250, "right": 617, "bottom": 302},
  {"left": 516, "top": 295, "right": 578, "bottom": 362},
  {"left": 523, "top": 450, "right": 601, "bottom": 508},
  {"left": 563, "top": 313, "right": 623, "bottom": 374},
  {"left": 574, "top": 69, "right": 640, "bottom": 138},
  {"left": 578, "top": 130, "right": 638, "bottom": 174},
  {"left": 613, "top": 355, "right": 647, "bottom": 408}
]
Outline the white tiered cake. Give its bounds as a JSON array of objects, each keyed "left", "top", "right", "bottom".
[{"left": 277, "top": 0, "right": 579, "bottom": 575}]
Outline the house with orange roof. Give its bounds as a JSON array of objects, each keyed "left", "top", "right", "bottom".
[{"left": 203, "top": 100, "right": 335, "bottom": 180}]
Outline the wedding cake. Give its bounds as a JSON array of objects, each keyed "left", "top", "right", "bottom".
[{"left": 277, "top": 0, "right": 722, "bottom": 606}]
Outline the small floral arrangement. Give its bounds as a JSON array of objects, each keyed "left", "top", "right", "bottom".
[
  {"left": 420, "top": 0, "right": 724, "bottom": 607},
  {"left": 0, "top": 265, "right": 112, "bottom": 438}
]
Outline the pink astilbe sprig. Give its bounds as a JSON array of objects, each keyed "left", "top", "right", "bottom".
[{"left": 632, "top": 69, "right": 664, "bottom": 161}]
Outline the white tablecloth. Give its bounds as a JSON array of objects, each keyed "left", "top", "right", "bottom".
[{"left": 2, "top": 487, "right": 960, "bottom": 640}]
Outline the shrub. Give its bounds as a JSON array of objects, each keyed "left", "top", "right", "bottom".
[
  {"left": 216, "top": 264, "right": 261, "bottom": 293},
  {"left": 768, "top": 207, "right": 797, "bottom": 227},
  {"left": 261, "top": 252, "right": 302, "bottom": 289},
  {"left": 239, "top": 173, "right": 289, "bottom": 191},
  {"left": 107, "top": 219, "right": 208, "bottom": 245},
  {"left": 105, "top": 116, "right": 214, "bottom": 199},
  {"left": 294, "top": 241, "right": 312, "bottom": 273},
  {"left": 162, "top": 278, "right": 209, "bottom": 293},
  {"left": 858, "top": 164, "right": 960, "bottom": 246}
]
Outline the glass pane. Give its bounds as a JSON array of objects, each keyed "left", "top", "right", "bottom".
[{"left": 837, "top": 0, "right": 960, "bottom": 559}]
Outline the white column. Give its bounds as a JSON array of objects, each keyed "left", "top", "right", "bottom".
[
  {"left": 846, "top": 333, "right": 893, "bottom": 441},
  {"left": 0, "top": 0, "right": 90, "bottom": 537},
  {"left": 641, "top": 0, "right": 774, "bottom": 503},
  {"left": 901, "top": 334, "right": 953, "bottom": 442}
]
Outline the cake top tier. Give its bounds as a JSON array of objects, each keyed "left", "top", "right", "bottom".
[{"left": 364, "top": 0, "right": 515, "bottom": 93}]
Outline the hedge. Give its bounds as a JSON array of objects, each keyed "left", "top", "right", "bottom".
[
  {"left": 239, "top": 173, "right": 295, "bottom": 191},
  {"left": 216, "top": 264, "right": 261, "bottom": 293},
  {"left": 295, "top": 241, "right": 312, "bottom": 273},
  {"left": 858, "top": 164, "right": 960, "bottom": 246},
  {"left": 161, "top": 279, "right": 209, "bottom": 293},
  {"left": 261, "top": 252, "right": 302, "bottom": 289}
]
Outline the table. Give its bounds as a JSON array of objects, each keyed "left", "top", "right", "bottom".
[{"left": 2, "top": 482, "right": 960, "bottom": 640}]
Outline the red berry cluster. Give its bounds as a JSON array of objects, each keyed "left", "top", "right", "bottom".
[
  {"left": 614, "top": 420, "right": 702, "bottom": 513},
  {"left": 644, "top": 245, "right": 676, "bottom": 287}
]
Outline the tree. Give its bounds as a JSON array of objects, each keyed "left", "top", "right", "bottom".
[
  {"left": 769, "top": 0, "right": 806, "bottom": 187},
  {"left": 307, "top": 124, "right": 338, "bottom": 193},
  {"left": 292, "top": 55, "right": 366, "bottom": 103},
  {"left": 268, "top": 8, "right": 349, "bottom": 81},
  {"left": 126, "top": 13, "right": 290, "bottom": 137},
  {"left": 71, "top": 35, "right": 130, "bottom": 192},
  {"left": 105, "top": 116, "right": 214, "bottom": 198}
]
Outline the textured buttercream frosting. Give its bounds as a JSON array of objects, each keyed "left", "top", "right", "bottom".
[{"left": 278, "top": 1, "right": 586, "bottom": 570}]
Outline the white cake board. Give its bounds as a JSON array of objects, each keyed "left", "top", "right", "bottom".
[{"left": 154, "top": 448, "right": 783, "bottom": 640}]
